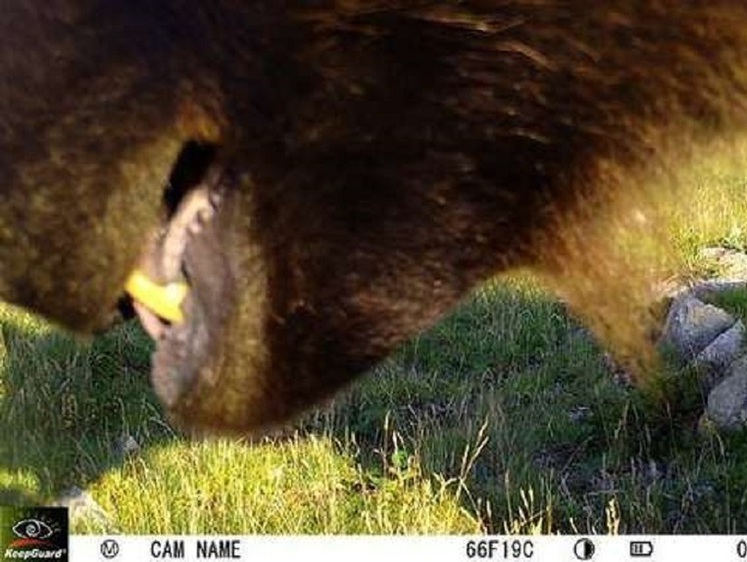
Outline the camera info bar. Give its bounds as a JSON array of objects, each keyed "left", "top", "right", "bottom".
[{"left": 67, "top": 535, "right": 747, "bottom": 562}]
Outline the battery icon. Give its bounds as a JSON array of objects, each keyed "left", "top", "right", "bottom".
[{"left": 630, "top": 541, "right": 654, "bottom": 557}]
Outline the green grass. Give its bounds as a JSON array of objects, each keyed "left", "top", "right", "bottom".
[
  {"left": 79, "top": 437, "right": 483, "bottom": 534},
  {"left": 3, "top": 154, "right": 747, "bottom": 534}
]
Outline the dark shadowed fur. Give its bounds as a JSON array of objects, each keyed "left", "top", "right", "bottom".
[{"left": 2, "top": 2, "right": 747, "bottom": 433}]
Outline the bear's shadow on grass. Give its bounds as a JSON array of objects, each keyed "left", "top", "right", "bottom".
[{"left": 0, "top": 315, "right": 175, "bottom": 505}]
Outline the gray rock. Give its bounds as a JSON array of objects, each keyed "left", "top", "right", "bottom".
[
  {"left": 660, "top": 294, "right": 736, "bottom": 361},
  {"left": 706, "top": 356, "right": 747, "bottom": 431},
  {"left": 655, "top": 278, "right": 747, "bottom": 306},
  {"left": 699, "top": 247, "right": 747, "bottom": 279},
  {"left": 691, "top": 280, "right": 747, "bottom": 301},
  {"left": 568, "top": 406, "right": 591, "bottom": 423},
  {"left": 115, "top": 434, "right": 141, "bottom": 458},
  {"left": 694, "top": 320, "right": 745, "bottom": 387}
]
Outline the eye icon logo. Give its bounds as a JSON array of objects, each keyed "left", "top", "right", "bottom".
[
  {"left": 12, "top": 518, "right": 55, "bottom": 541},
  {"left": 8, "top": 517, "right": 60, "bottom": 550},
  {"left": 1, "top": 507, "right": 68, "bottom": 562}
]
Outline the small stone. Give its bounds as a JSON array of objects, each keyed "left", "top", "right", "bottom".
[
  {"left": 660, "top": 294, "right": 736, "bottom": 362},
  {"left": 694, "top": 320, "right": 745, "bottom": 388},
  {"left": 568, "top": 406, "right": 591, "bottom": 423},
  {"left": 706, "top": 356, "right": 747, "bottom": 431},
  {"left": 699, "top": 247, "right": 747, "bottom": 280},
  {"left": 115, "top": 434, "right": 141, "bottom": 458}
]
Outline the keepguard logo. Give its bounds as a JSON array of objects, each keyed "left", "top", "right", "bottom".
[{"left": 0, "top": 507, "right": 68, "bottom": 561}]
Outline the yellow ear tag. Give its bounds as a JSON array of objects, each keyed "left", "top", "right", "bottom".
[{"left": 125, "top": 270, "right": 189, "bottom": 323}]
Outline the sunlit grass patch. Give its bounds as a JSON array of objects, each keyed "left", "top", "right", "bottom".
[{"left": 77, "top": 436, "right": 483, "bottom": 534}]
